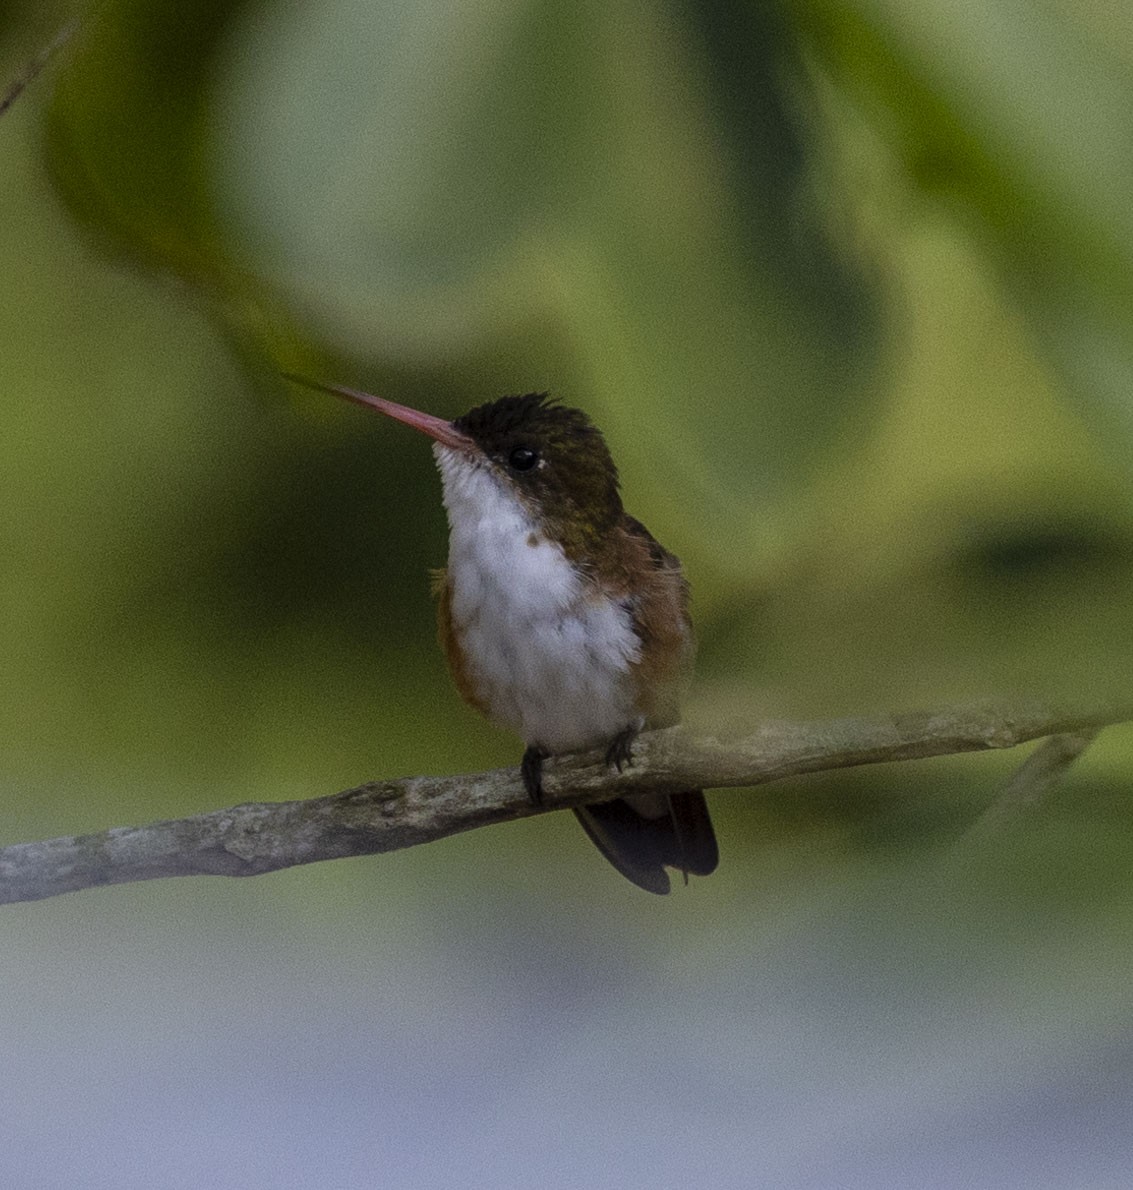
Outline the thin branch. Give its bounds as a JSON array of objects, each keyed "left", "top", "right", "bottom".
[
  {"left": 0, "top": 699, "right": 1128, "bottom": 907},
  {"left": 960, "top": 729, "right": 1100, "bottom": 845},
  {"left": 0, "top": 20, "right": 78, "bottom": 119}
]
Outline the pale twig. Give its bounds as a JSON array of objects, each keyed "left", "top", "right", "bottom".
[
  {"left": 960, "top": 729, "right": 1100, "bottom": 845},
  {"left": 0, "top": 700, "right": 1128, "bottom": 907}
]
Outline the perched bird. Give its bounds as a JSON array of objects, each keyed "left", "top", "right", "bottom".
[{"left": 289, "top": 376, "right": 718, "bottom": 893}]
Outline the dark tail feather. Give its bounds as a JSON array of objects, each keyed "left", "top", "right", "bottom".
[{"left": 573, "top": 791, "right": 718, "bottom": 895}]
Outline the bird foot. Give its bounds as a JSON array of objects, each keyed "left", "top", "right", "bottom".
[
  {"left": 521, "top": 746, "right": 549, "bottom": 804},
  {"left": 605, "top": 724, "right": 639, "bottom": 773}
]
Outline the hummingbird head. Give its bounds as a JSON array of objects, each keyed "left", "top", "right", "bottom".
[
  {"left": 285, "top": 376, "right": 624, "bottom": 558},
  {"left": 451, "top": 392, "right": 623, "bottom": 548}
]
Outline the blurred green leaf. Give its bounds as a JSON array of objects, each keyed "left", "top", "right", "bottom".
[
  {"left": 794, "top": 0, "right": 1133, "bottom": 456},
  {"left": 45, "top": 0, "right": 233, "bottom": 274}
]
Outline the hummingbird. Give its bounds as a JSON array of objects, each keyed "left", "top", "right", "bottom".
[{"left": 288, "top": 376, "right": 718, "bottom": 893}]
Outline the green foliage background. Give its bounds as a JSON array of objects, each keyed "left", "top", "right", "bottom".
[{"left": 3, "top": 0, "right": 1133, "bottom": 1184}]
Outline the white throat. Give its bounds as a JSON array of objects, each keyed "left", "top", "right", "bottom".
[{"left": 433, "top": 445, "right": 641, "bottom": 753}]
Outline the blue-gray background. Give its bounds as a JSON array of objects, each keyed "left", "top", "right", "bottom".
[{"left": 3, "top": 0, "right": 1133, "bottom": 1185}]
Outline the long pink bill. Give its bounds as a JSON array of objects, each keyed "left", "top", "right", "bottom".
[{"left": 283, "top": 373, "right": 472, "bottom": 450}]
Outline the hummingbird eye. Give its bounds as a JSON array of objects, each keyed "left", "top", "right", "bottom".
[{"left": 508, "top": 446, "right": 539, "bottom": 472}]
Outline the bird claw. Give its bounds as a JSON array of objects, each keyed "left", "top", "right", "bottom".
[
  {"left": 521, "top": 746, "right": 549, "bottom": 804},
  {"left": 605, "top": 725, "right": 639, "bottom": 773}
]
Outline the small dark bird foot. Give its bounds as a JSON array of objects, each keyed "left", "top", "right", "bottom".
[
  {"left": 521, "top": 746, "right": 549, "bottom": 804},
  {"left": 605, "top": 724, "right": 639, "bottom": 773}
]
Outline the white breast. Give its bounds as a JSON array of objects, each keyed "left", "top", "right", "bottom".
[{"left": 434, "top": 445, "right": 641, "bottom": 753}]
